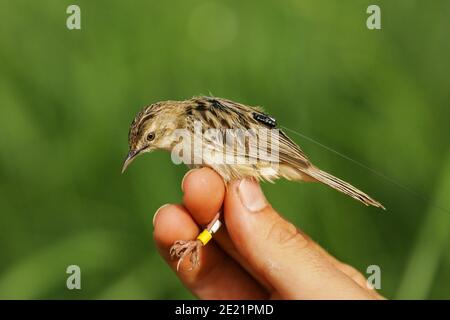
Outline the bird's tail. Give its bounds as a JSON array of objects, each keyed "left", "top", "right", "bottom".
[{"left": 304, "top": 166, "right": 385, "bottom": 209}]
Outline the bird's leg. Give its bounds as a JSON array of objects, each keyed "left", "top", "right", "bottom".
[{"left": 169, "top": 211, "right": 222, "bottom": 271}]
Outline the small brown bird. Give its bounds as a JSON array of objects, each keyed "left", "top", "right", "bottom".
[{"left": 123, "top": 96, "right": 384, "bottom": 270}]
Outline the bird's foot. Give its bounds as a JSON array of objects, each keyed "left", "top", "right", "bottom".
[{"left": 169, "top": 239, "right": 202, "bottom": 271}]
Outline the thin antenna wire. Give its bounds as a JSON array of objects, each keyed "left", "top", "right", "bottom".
[{"left": 281, "top": 125, "right": 450, "bottom": 214}]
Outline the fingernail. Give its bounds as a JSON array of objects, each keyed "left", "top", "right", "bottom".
[
  {"left": 238, "top": 179, "right": 267, "bottom": 212},
  {"left": 153, "top": 204, "right": 170, "bottom": 226},
  {"left": 181, "top": 169, "right": 198, "bottom": 192}
]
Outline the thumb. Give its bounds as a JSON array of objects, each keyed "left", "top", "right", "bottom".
[{"left": 223, "top": 178, "right": 372, "bottom": 299}]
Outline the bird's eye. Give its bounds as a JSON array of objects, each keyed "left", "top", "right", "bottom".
[{"left": 147, "top": 132, "right": 155, "bottom": 141}]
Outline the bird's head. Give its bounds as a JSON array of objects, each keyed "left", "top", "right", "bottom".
[{"left": 122, "top": 101, "right": 184, "bottom": 173}]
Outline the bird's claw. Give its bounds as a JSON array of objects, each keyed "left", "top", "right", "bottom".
[{"left": 169, "top": 239, "right": 202, "bottom": 271}]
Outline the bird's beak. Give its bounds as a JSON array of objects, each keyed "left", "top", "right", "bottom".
[{"left": 121, "top": 149, "right": 141, "bottom": 174}]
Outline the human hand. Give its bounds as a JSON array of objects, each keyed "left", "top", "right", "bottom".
[{"left": 153, "top": 167, "right": 384, "bottom": 299}]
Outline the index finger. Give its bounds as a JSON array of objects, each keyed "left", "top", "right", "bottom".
[{"left": 182, "top": 167, "right": 225, "bottom": 225}]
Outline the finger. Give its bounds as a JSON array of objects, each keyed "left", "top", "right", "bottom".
[
  {"left": 223, "top": 178, "right": 376, "bottom": 300},
  {"left": 153, "top": 204, "right": 268, "bottom": 299},
  {"left": 182, "top": 168, "right": 274, "bottom": 291},
  {"left": 181, "top": 167, "right": 225, "bottom": 225}
]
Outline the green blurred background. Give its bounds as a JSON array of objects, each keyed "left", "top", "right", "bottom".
[{"left": 0, "top": 0, "right": 449, "bottom": 299}]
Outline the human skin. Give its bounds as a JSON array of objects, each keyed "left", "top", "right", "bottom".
[{"left": 153, "top": 167, "right": 384, "bottom": 299}]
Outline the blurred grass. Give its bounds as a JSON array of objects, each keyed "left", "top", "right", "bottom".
[
  {"left": 396, "top": 154, "right": 450, "bottom": 299},
  {"left": 0, "top": 0, "right": 449, "bottom": 299}
]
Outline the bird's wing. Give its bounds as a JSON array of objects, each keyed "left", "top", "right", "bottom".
[{"left": 187, "top": 97, "right": 311, "bottom": 169}]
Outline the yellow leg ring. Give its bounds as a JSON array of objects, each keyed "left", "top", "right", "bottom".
[{"left": 197, "top": 229, "right": 212, "bottom": 246}]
